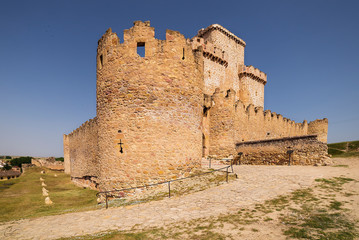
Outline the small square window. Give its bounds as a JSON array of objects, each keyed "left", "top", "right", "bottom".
[{"left": 137, "top": 42, "right": 145, "bottom": 57}]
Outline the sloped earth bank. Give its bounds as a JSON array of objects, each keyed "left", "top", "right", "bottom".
[{"left": 1, "top": 158, "right": 358, "bottom": 240}]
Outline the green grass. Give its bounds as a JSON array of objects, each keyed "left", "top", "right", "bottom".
[
  {"left": 0, "top": 167, "right": 98, "bottom": 222},
  {"left": 328, "top": 142, "right": 348, "bottom": 151},
  {"left": 348, "top": 141, "right": 359, "bottom": 151},
  {"left": 328, "top": 140, "right": 359, "bottom": 158},
  {"left": 332, "top": 165, "right": 349, "bottom": 168}
]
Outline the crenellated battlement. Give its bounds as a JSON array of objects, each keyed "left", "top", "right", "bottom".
[
  {"left": 308, "top": 118, "right": 328, "bottom": 143},
  {"left": 197, "top": 24, "right": 246, "bottom": 47},
  {"left": 96, "top": 21, "right": 199, "bottom": 71},
  {"left": 239, "top": 65, "right": 267, "bottom": 85},
  {"left": 97, "top": 28, "right": 120, "bottom": 48},
  {"left": 68, "top": 117, "right": 98, "bottom": 136},
  {"left": 191, "top": 37, "right": 228, "bottom": 67},
  {"left": 240, "top": 103, "right": 307, "bottom": 129}
]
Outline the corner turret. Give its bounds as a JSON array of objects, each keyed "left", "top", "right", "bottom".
[{"left": 238, "top": 65, "right": 267, "bottom": 108}]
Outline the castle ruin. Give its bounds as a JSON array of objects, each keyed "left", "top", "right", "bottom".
[{"left": 63, "top": 21, "right": 328, "bottom": 190}]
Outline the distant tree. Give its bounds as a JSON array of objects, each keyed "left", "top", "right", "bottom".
[
  {"left": 5, "top": 156, "right": 12, "bottom": 159},
  {"left": 10, "top": 156, "right": 32, "bottom": 167},
  {"left": 2, "top": 163, "right": 12, "bottom": 170},
  {"left": 55, "top": 157, "right": 64, "bottom": 162}
]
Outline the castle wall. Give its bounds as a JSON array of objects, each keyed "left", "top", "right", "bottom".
[
  {"left": 65, "top": 117, "right": 98, "bottom": 184},
  {"left": 31, "top": 157, "right": 64, "bottom": 171},
  {"left": 63, "top": 134, "right": 70, "bottom": 174},
  {"left": 198, "top": 25, "right": 245, "bottom": 95},
  {"left": 238, "top": 75, "right": 265, "bottom": 108},
  {"left": 208, "top": 89, "right": 236, "bottom": 157},
  {"left": 203, "top": 57, "right": 226, "bottom": 95},
  {"left": 235, "top": 102, "right": 308, "bottom": 143},
  {"left": 238, "top": 65, "right": 267, "bottom": 108},
  {"left": 208, "top": 90, "right": 310, "bottom": 157},
  {"left": 96, "top": 21, "right": 203, "bottom": 190},
  {"left": 235, "top": 135, "right": 330, "bottom": 165},
  {"left": 308, "top": 118, "right": 328, "bottom": 143}
]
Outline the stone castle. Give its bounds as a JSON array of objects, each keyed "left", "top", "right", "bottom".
[{"left": 63, "top": 21, "right": 328, "bottom": 190}]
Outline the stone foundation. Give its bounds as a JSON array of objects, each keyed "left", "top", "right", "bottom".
[{"left": 235, "top": 135, "right": 331, "bottom": 166}]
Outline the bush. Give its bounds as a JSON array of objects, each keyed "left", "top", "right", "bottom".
[
  {"left": 55, "top": 157, "right": 64, "bottom": 162},
  {"left": 2, "top": 163, "right": 12, "bottom": 170},
  {"left": 10, "top": 156, "right": 32, "bottom": 167}
]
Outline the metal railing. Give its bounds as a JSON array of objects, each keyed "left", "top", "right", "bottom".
[{"left": 97, "top": 164, "right": 235, "bottom": 209}]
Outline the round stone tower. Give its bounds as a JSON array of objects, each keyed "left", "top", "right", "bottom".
[{"left": 96, "top": 21, "right": 204, "bottom": 190}]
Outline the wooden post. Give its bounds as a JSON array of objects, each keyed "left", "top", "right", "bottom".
[
  {"left": 105, "top": 194, "right": 108, "bottom": 209},
  {"left": 168, "top": 181, "right": 171, "bottom": 198},
  {"left": 226, "top": 167, "right": 229, "bottom": 183}
]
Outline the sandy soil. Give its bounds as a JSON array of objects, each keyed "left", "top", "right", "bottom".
[{"left": 0, "top": 158, "right": 358, "bottom": 240}]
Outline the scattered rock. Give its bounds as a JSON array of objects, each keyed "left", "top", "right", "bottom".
[
  {"left": 40, "top": 177, "right": 44, "bottom": 181},
  {"left": 41, "top": 182, "right": 47, "bottom": 187},
  {"left": 41, "top": 171, "right": 45, "bottom": 174},
  {"left": 45, "top": 197, "right": 53, "bottom": 205},
  {"left": 42, "top": 187, "right": 49, "bottom": 197},
  {"left": 54, "top": 174, "right": 57, "bottom": 177}
]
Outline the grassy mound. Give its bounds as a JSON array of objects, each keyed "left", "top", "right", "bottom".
[{"left": 328, "top": 140, "right": 359, "bottom": 158}]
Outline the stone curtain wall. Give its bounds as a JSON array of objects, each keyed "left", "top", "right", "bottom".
[
  {"left": 234, "top": 101, "right": 308, "bottom": 143},
  {"left": 31, "top": 158, "right": 64, "bottom": 171},
  {"left": 208, "top": 89, "right": 327, "bottom": 158},
  {"left": 63, "top": 134, "right": 70, "bottom": 174},
  {"left": 96, "top": 21, "right": 203, "bottom": 191},
  {"left": 308, "top": 118, "right": 328, "bottom": 143},
  {"left": 65, "top": 117, "right": 98, "bottom": 186},
  {"left": 235, "top": 135, "right": 330, "bottom": 165}
]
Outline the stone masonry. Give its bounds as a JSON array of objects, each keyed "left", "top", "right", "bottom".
[
  {"left": 235, "top": 135, "right": 331, "bottom": 166},
  {"left": 64, "top": 21, "right": 329, "bottom": 191}
]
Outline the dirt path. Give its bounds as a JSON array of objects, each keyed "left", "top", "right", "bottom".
[{"left": 1, "top": 158, "right": 358, "bottom": 240}]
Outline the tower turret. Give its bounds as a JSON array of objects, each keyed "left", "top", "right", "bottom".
[{"left": 96, "top": 21, "right": 204, "bottom": 190}]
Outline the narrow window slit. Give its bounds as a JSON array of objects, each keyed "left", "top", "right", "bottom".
[{"left": 99, "top": 55, "right": 103, "bottom": 68}]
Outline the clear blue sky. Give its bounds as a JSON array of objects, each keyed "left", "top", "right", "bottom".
[{"left": 1, "top": 0, "right": 358, "bottom": 157}]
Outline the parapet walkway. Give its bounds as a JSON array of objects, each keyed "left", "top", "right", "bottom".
[{"left": 1, "top": 161, "right": 356, "bottom": 240}]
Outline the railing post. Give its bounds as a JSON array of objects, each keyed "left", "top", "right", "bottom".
[
  {"left": 230, "top": 159, "right": 233, "bottom": 173},
  {"left": 226, "top": 167, "right": 229, "bottom": 183},
  {"left": 105, "top": 194, "right": 108, "bottom": 209},
  {"left": 209, "top": 158, "right": 211, "bottom": 169},
  {"left": 168, "top": 181, "right": 171, "bottom": 198},
  {"left": 287, "top": 149, "right": 294, "bottom": 166}
]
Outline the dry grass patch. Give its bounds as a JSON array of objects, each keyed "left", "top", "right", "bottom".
[{"left": 67, "top": 176, "right": 358, "bottom": 240}]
